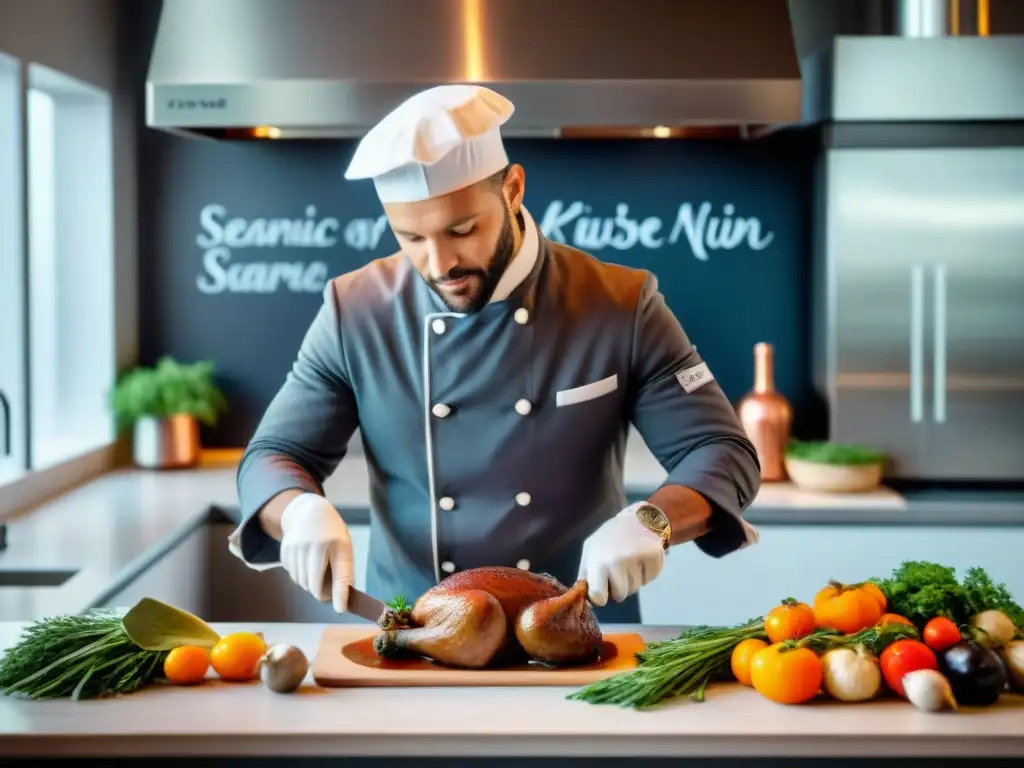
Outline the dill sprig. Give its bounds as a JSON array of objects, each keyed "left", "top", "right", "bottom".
[{"left": 0, "top": 612, "right": 168, "bottom": 700}]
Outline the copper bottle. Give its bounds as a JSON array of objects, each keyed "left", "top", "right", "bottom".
[{"left": 737, "top": 343, "right": 793, "bottom": 482}]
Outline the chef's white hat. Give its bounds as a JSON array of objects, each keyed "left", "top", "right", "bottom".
[{"left": 344, "top": 84, "right": 515, "bottom": 204}]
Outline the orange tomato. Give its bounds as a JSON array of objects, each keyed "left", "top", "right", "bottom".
[
  {"left": 730, "top": 638, "right": 769, "bottom": 686},
  {"left": 163, "top": 645, "right": 210, "bottom": 685},
  {"left": 813, "top": 581, "right": 883, "bottom": 634},
  {"left": 764, "top": 598, "right": 816, "bottom": 644},
  {"left": 861, "top": 581, "right": 888, "bottom": 613},
  {"left": 210, "top": 632, "right": 267, "bottom": 682},
  {"left": 877, "top": 613, "right": 914, "bottom": 627},
  {"left": 749, "top": 643, "right": 823, "bottom": 705}
]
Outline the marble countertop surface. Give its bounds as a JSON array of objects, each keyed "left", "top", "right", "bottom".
[{"left": 1, "top": 621, "right": 1022, "bottom": 759}]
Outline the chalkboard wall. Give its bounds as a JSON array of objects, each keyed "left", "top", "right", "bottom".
[{"left": 138, "top": 131, "right": 821, "bottom": 448}]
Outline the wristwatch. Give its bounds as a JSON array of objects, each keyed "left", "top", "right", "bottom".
[{"left": 633, "top": 502, "right": 672, "bottom": 551}]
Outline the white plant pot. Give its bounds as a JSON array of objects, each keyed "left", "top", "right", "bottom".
[
  {"left": 133, "top": 414, "right": 201, "bottom": 469},
  {"left": 784, "top": 456, "right": 884, "bottom": 494}
]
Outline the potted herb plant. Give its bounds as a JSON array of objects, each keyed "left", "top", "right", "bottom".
[
  {"left": 783, "top": 438, "right": 887, "bottom": 493},
  {"left": 109, "top": 356, "right": 228, "bottom": 469}
]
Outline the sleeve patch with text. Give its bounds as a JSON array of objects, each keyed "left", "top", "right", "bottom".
[{"left": 675, "top": 361, "right": 714, "bottom": 393}]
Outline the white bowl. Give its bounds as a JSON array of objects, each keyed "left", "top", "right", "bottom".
[{"left": 784, "top": 456, "right": 884, "bottom": 494}]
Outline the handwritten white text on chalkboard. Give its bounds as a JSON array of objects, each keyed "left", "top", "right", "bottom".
[
  {"left": 196, "top": 203, "right": 357, "bottom": 294},
  {"left": 538, "top": 201, "right": 774, "bottom": 260}
]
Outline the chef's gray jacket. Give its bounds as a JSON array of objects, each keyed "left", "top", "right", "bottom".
[{"left": 229, "top": 206, "right": 761, "bottom": 623}]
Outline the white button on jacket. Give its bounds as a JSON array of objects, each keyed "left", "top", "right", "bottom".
[
  {"left": 439, "top": 496, "right": 455, "bottom": 511},
  {"left": 431, "top": 318, "right": 446, "bottom": 335},
  {"left": 514, "top": 307, "right": 530, "bottom": 325},
  {"left": 432, "top": 403, "right": 451, "bottom": 418},
  {"left": 515, "top": 398, "right": 532, "bottom": 415}
]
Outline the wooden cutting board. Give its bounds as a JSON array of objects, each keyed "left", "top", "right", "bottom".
[{"left": 312, "top": 626, "right": 645, "bottom": 687}]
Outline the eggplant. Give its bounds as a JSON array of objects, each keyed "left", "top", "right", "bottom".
[{"left": 939, "top": 640, "right": 1008, "bottom": 707}]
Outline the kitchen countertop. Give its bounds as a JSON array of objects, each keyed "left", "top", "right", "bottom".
[{"left": 1, "top": 621, "right": 1022, "bottom": 759}]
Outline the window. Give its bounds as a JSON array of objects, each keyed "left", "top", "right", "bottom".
[
  {"left": 25, "top": 64, "right": 115, "bottom": 470},
  {"left": 0, "top": 52, "right": 25, "bottom": 484}
]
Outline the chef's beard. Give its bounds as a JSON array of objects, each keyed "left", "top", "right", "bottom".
[{"left": 431, "top": 207, "right": 518, "bottom": 313}]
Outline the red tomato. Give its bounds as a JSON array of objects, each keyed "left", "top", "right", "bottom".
[
  {"left": 880, "top": 639, "right": 938, "bottom": 698},
  {"left": 922, "top": 617, "right": 962, "bottom": 652}
]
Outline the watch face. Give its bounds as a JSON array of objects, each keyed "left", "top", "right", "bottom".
[{"left": 636, "top": 504, "right": 669, "bottom": 539}]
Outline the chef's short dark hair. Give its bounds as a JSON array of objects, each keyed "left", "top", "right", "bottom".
[{"left": 486, "top": 163, "right": 512, "bottom": 193}]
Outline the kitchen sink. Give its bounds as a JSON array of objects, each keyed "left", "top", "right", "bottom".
[{"left": 0, "top": 568, "right": 78, "bottom": 588}]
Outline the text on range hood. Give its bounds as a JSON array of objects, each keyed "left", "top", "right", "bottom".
[{"left": 145, "top": 0, "right": 803, "bottom": 140}]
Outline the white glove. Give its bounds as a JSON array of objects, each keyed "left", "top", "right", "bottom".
[
  {"left": 578, "top": 503, "right": 667, "bottom": 607},
  {"left": 280, "top": 493, "right": 354, "bottom": 613}
]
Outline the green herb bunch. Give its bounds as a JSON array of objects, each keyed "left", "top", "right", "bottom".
[
  {"left": 0, "top": 613, "right": 167, "bottom": 700},
  {"left": 872, "top": 560, "right": 1024, "bottom": 629},
  {"left": 567, "top": 618, "right": 768, "bottom": 710},
  {"left": 109, "top": 356, "right": 228, "bottom": 432},
  {"left": 0, "top": 597, "right": 221, "bottom": 701}
]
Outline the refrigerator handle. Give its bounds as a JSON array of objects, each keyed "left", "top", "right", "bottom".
[
  {"left": 910, "top": 264, "right": 925, "bottom": 424},
  {"left": 933, "top": 263, "right": 947, "bottom": 424}
]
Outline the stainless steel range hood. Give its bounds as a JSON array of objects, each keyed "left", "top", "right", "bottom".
[
  {"left": 145, "top": 0, "right": 803, "bottom": 140},
  {"left": 803, "top": 0, "right": 1024, "bottom": 123}
]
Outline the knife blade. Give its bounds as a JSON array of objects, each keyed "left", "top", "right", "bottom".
[
  {"left": 346, "top": 586, "right": 389, "bottom": 625},
  {"left": 320, "top": 569, "right": 389, "bottom": 623}
]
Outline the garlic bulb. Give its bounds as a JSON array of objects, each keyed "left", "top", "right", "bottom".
[
  {"left": 258, "top": 644, "right": 309, "bottom": 693},
  {"left": 820, "top": 645, "right": 881, "bottom": 702},
  {"left": 903, "top": 669, "right": 957, "bottom": 712}
]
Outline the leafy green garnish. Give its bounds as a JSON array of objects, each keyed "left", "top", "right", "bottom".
[
  {"left": 785, "top": 438, "right": 886, "bottom": 466},
  {"left": 386, "top": 595, "right": 412, "bottom": 614},
  {"left": 872, "top": 561, "right": 1024, "bottom": 630}
]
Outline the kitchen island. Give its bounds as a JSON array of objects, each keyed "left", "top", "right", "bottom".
[{"left": 1, "top": 622, "right": 1022, "bottom": 763}]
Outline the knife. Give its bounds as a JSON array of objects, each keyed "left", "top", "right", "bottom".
[
  {"left": 320, "top": 571, "right": 389, "bottom": 624},
  {"left": 346, "top": 586, "right": 390, "bottom": 625}
]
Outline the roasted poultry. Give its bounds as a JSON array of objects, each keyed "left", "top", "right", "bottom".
[{"left": 372, "top": 566, "right": 603, "bottom": 669}]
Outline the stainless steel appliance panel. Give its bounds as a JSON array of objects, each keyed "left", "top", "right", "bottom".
[
  {"left": 825, "top": 150, "right": 932, "bottom": 477},
  {"left": 825, "top": 147, "right": 1024, "bottom": 480}
]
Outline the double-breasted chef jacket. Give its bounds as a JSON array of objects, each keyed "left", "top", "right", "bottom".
[{"left": 229, "top": 206, "right": 761, "bottom": 623}]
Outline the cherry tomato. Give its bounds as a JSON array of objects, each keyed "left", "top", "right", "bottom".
[
  {"left": 730, "top": 638, "right": 769, "bottom": 686},
  {"left": 749, "top": 643, "right": 823, "bottom": 705},
  {"left": 877, "top": 613, "right": 914, "bottom": 627},
  {"left": 923, "top": 617, "right": 962, "bottom": 652},
  {"left": 764, "top": 599, "right": 816, "bottom": 644},
  {"left": 879, "top": 639, "right": 938, "bottom": 698}
]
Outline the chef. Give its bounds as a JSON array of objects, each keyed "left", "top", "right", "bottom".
[{"left": 228, "top": 84, "right": 762, "bottom": 624}]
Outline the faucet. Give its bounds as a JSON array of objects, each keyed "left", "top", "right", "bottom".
[
  {"left": 0, "top": 389, "right": 9, "bottom": 458},
  {"left": 0, "top": 389, "right": 8, "bottom": 551}
]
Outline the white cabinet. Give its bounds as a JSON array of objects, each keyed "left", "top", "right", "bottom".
[{"left": 637, "top": 526, "right": 1024, "bottom": 627}]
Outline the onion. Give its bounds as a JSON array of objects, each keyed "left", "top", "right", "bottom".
[
  {"left": 820, "top": 645, "right": 881, "bottom": 702},
  {"left": 258, "top": 644, "right": 309, "bottom": 693},
  {"left": 1002, "top": 640, "right": 1024, "bottom": 692},
  {"left": 970, "top": 610, "right": 1017, "bottom": 648},
  {"left": 903, "top": 669, "right": 958, "bottom": 712}
]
